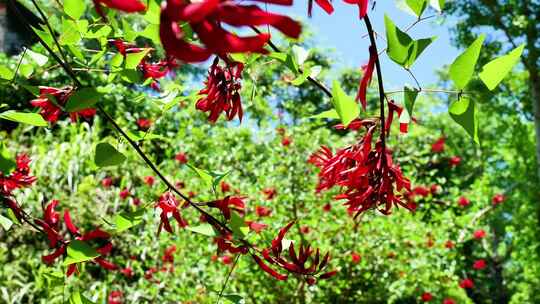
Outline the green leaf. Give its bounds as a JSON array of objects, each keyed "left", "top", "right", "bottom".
[
  {"left": 223, "top": 294, "right": 244, "bottom": 304},
  {"left": 85, "top": 25, "right": 112, "bottom": 39},
  {"left": 143, "top": 0, "right": 161, "bottom": 24},
  {"left": 64, "top": 0, "right": 86, "bottom": 19},
  {"left": 0, "top": 111, "right": 48, "bottom": 127},
  {"left": 31, "top": 26, "right": 54, "bottom": 49},
  {"left": 331, "top": 80, "right": 359, "bottom": 127},
  {"left": 94, "top": 143, "right": 126, "bottom": 167},
  {"left": 140, "top": 24, "right": 160, "bottom": 45},
  {"left": 449, "top": 98, "right": 479, "bottom": 144},
  {"left": 69, "top": 291, "right": 95, "bottom": 304},
  {"left": 186, "top": 223, "right": 217, "bottom": 237},
  {"left": 125, "top": 49, "right": 152, "bottom": 70},
  {"left": 186, "top": 164, "right": 213, "bottom": 188},
  {"left": 65, "top": 88, "right": 103, "bottom": 112},
  {"left": 0, "top": 65, "right": 14, "bottom": 80},
  {"left": 0, "top": 214, "right": 13, "bottom": 231},
  {"left": 60, "top": 19, "right": 82, "bottom": 45},
  {"left": 479, "top": 44, "right": 525, "bottom": 91},
  {"left": 26, "top": 49, "right": 48, "bottom": 66},
  {"left": 63, "top": 240, "right": 99, "bottom": 265},
  {"left": 430, "top": 0, "right": 445, "bottom": 11},
  {"left": 311, "top": 109, "right": 339, "bottom": 120},
  {"left": 110, "top": 53, "right": 124, "bottom": 69},
  {"left": 404, "top": 86, "right": 419, "bottom": 116},
  {"left": 230, "top": 211, "right": 249, "bottom": 238},
  {"left": 115, "top": 209, "right": 145, "bottom": 232},
  {"left": 406, "top": 0, "right": 428, "bottom": 17},
  {"left": 449, "top": 34, "right": 485, "bottom": 89},
  {"left": 384, "top": 15, "right": 435, "bottom": 68},
  {"left": 0, "top": 142, "right": 16, "bottom": 174},
  {"left": 42, "top": 271, "right": 64, "bottom": 289},
  {"left": 126, "top": 130, "right": 168, "bottom": 142},
  {"left": 291, "top": 66, "right": 311, "bottom": 86}
]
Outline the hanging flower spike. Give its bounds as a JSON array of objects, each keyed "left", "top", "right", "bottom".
[
  {"left": 155, "top": 192, "right": 188, "bottom": 235},
  {"left": 196, "top": 58, "right": 244, "bottom": 122},
  {"left": 30, "top": 86, "right": 96, "bottom": 123},
  {"left": 356, "top": 45, "right": 376, "bottom": 111},
  {"left": 1, "top": 154, "right": 36, "bottom": 195}
]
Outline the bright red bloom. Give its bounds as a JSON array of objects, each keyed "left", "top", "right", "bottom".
[
  {"left": 143, "top": 175, "right": 155, "bottom": 186},
  {"left": 430, "top": 184, "right": 440, "bottom": 195},
  {"left": 247, "top": 221, "right": 268, "bottom": 233},
  {"left": 108, "top": 290, "right": 124, "bottom": 304},
  {"left": 262, "top": 187, "right": 277, "bottom": 200},
  {"left": 413, "top": 186, "right": 430, "bottom": 198},
  {"left": 473, "top": 259, "right": 486, "bottom": 270},
  {"left": 445, "top": 240, "right": 454, "bottom": 249},
  {"left": 431, "top": 137, "right": 445, "bottom": 153},
  {"left": 207, "top": 196, "right": 246, "bottom": 220},
  {"left": 121, "top": 267, "right": 133, "bottom": 278},
  {"left": 119, "top": 188, "right": 130, "bottom": 200},
  {"left": 93, "top": 0, "right": 146, "bottom": 17},
  {"left": 443, "top": 299, "right": 456, "bottom": 304},
  {"left": 110, "top": 39, "right": 143, "bottom": 55},
  {"left": 132, "top": 197, "right": 141, "bottom": 206},
  {"left": 308, "top": 0, "right": 334, "bottom": 16},
  {"left": 30, "top": 86, "right": 96, "bottom": 123},
  {"left": 356, "top": 46, "right": 376, "bottom": 111},
  {"left": 137, "top": 118, "right": 152, "bottom": 130},
  {"left": 162, "top": 245, "right": 177, "bottom": 263},
  {"left": 300, "top": 226, "right": 310, "bottom": 234},
  {"left": 1, "top": 154, "right": 36, "bottom": 195},
  {"left": 256, "top": 206, "right": 272, "bottom": 217},
  {"left": 102, "top": 177, "right": 113, "bottom": 188},
  {"left": 459, "top": 278, "right": 474, "bottom": 289},
  {"left": 449, "top": 156, "right": 461, "bottom": 167},
  {"left": 220, "top": 181, "right": 231, "bottom": 193},
  {"left": 281, "top": 136, "right": 292, "bottom": 146},
  {"left": 221, "top": 255, "right": 233, "bottom": 265},
  {"left": 322, "top": 203, "right": 332, "bottom": 212},
  {"left": 44, "top": 200, "right": 60, "bottom": 228},
  {"left": 196, "top": 58, "right": 244, "bottom": 123},
  {"left": 160, "top": 0, "right": 301, "bottom": 62},
  {"left": 155, "top": 192, "right": 188, "bottom": 234},
  {"left": 458, "top": 196, "right": 470, "bottom": 207},
  {"left": 421, "top": 292, "right": 433, "bottom": 302},
  {"left": 473, "top": 229, "right": 486, "bottom": 240},
  {"left": 175, "top": 152, "right": 188, "bottom": 164},
  {"left": 351, "top": 252, "right": 361, "bottom": 264},
  {"left": 492, "top": 193, "right": 505, "bottom": 205}
]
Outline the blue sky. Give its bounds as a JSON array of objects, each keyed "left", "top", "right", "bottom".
[{"left": 272, "top": 1, "right": 460, "bottom": 89}]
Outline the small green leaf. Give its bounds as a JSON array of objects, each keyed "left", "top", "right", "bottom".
[
  {"left": 230, "top": 211, "right": 249, "bottom": 238},
  {"left": 125, "top": 49, "right": 152, "bottom": 70},
  {"left": 479, "top": 44, "right": 525, "bottom": 91},
  {"left": 85, "top": 25, "right": 112, "bottom": 39},
  {"left": 186, "top": 164, "right": 213, "bottom": 188},
  {"left": 63, "top": 240, "right": 99, "bottom": 265},
  {"left": 115, "top": 209, "right": 145, "bottom": 232},
  {"left": 186, "top": 223, "right": 217, "bottom": 237},
  {"left": 311, "top": 109, "right": 339, "bottom": 120},
  {"left": 110, "top": 53, "right": 124, "bottom": 69},
  {"left": 0, "top": 110, "right": 48, "bottom": 127},
  {"left": 223, "top": 294, "right": 244, "bottom": 304},
  {"left": 0, "top": 65, "right": 14, "bottom": 80},
  {"left": 331, "top": 80, "right": 360, "bottom": 127},
  {"left": 64, "top": 0, "right": 86, "bottom": 20},
  {"left": 94, "top": 143, "right": 126, "bottom": 167},
  {"left": 143, "top": 0, "right": 161, "bottom": 24},
  {"left": 69, "top": 291, "right": 95, "bottom": 304},
  {"left": 449, "top": 98, "right": 479, "bottom": 144},
  {"left": 404, "top": 86, "right": 419, "bottom": 116},
  {"left": 449, "top": 34, "right": 485, "bottom": 89},
  {"left": 0, "top": 143, "right": 16, "bottom": 174},
  {"left": 60, "top": 19, "right": 82, "bottom": 45},
  {"left": 0, "top": 214, "right": 13, "bottom": 231},
  {"left": 406, "top": 0, "right": 428, "bottom": 17},
  {"left": 42, "top": 271, "right": 64, "bottom": 289},
  {"left": 385, "top": 15, "right": 435, "bottom": 68},
  {"left": 26, "top": 49, "right": 49, "bottom": 66},
  {"left": 140, "top": 24, "right": 160, "bottom": 45},
  {"left": 65, "top": 88, "right": 103, "bottom": 112},
  {"left": 291, "top": 66, "right": 311, "bottom": 86}
]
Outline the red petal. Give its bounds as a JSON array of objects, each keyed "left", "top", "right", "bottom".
[
  {"left": 356, "top": 46, "right": 376, "bottom": 110},
  {"left": 319, "top": 270, "right": 338, "bottom": 279},
  {"left": 314, "top": 0, "right": 334, "bottom": 14},
  {"left": 63, "top": 210, "right": 80, "bottom": 235},
  {"left": 252, "top": 254, "right": 288, "bottom": 280},
  {"left": 98, "top": 0, "right": 146, "bottom": 13}
]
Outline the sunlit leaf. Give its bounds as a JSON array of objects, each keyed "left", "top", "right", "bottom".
[
  {"left": 449, "top": 34, "right": 485, "bottom": 89},
  {"left": 64, "top": 0, "right": 86, "bottom": 20},
  {"left": 26, "top": 49, "right": 49, "bottom": 66},
  {"left": 406, "top": 0, "right": 428, "bottom": 17},
  {"left": 331, "top": 80, "right": 359, "bottom": 127},
  {"left": 63, "top": 240, "right": 99, "bottom": 265},
  {"left": 0, "top": 111, "right": 47, "bottom": 127},
  {"left": 0, "top": 142, "right": 15, "bottom": 174},
  {"left": 115, "top": 209, "right": 145, "bottom": 232},
  {"left": 65, "top": 88, "right": 103, "bottom": 112},
  {"left": 311, "top": 109, "right": 339, "bottom": 120},
  {"left": 94, "top": 143, "right": 126, "bottom": 167},
  {"left": 479, "top": 44, "right": 525, "bottom": 91},
  {"left": 404, "top": 86, "right": 419, "bottom": 116},
  {"left": 449, "top": 97, "right": 479, "bottom": 144},
  {"left": 186, "top": 223, "right": 216, "bottom": 237}
]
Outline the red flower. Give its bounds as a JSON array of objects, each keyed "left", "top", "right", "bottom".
[
  {"left": 162, "top": 245, "right": 177, "bottom": 263},
  {"left": 196, "top": 58, "right": 244, "bottom": 123},
  {"left": 247, "top": 221, "right": 268, "bottom": 233},
  {"left": 159, "top": 0, "right": 300, "bottom": 63},
  {"left": 445, "top": 240, "right": 454, "bottom": 249},
  {"left": 102, "top": 177, "right": 113, "bottom": 188},
  {"left": 344, "top": 0, "right": 370, "bottom": 19},
  {"left": 322, "top": 203, "right": 332, "bottom": 212},
  {"left": 30, "top": 86, "right": 96, "bottom": 123},
  {"left": 110, "top": 39, "right": 143, "bottom": 56},
  {"left": 431, "top": 137, "right": 445, "bottom": 153},
  {"left": 351, "top": 252, "right": 361, "bottom": 264},
  {"left": 473, "top": 229, "right": 486, "bottom": 240},
  {"left": 143, "top": 175, "right": 155, "bottom": 186},
  {"left": 137, "top": 118, "right": 152, "bottom": 130},
  {"left": 221, "top": 255, "right": 233, "bottom": 265},
  {"left": 473, "top": 259, "right": 486, "bottom": 270},
  {"left": 44, "top": 200, "right": 60, "bottom": 228},
  {"left": 132, "top": 197, "right": 141, "bottom": 206},
  {"left": 421, "top": 292, "right": 433, "bottom": 302},
  {"left": 492, "top": 194, "right": 505, "bottom": 205},
  {"left": 308, "top": 0, "right": 334, "bottom": 16},
  {"left": 207, "top": 196, "right": 246, "bottom": 220},
  {"left": 220, "top": 181, "right": 231, "bottom": 193},
  {"left": 426, "top": 237, "right": 434, "bottom": 248},
  {"left": 430, "top": 184, "right": 440, "bottom": 195},
  {"left": 155, "top": 192, "right": 188, "bottom": 234},
  {"left": 443, "top": 299, "right": 456, "bottom": 304},
  {"left": 121, "top": 267, "right": 133, "bottom": 278},
  {"left": 449, "top": 156, "right": 461, "bottom": 167},
  {"left": 281, "top": 136, "right": 292, "bottom": 146},
  {"left": 108, "top": 290, "right": 124, "bottom": 304},
  {"left": 175, "top": 152, "right": 188, "bottom": 164},
  {"left": 356, "top": 46, "right": 376, "bottom": 111},
  {"left": 300, "top": 226, "right": 310, "bottom": 234},
  {"left": 1, "top": 154, "right": 36, "bottom": 197},
  {"left": 93, "top": 0, "right": 145, "bottom": 17},
  {"left": 459, "top": 278, "right": 474, "bottom": 289},
  {"left": 262, "top": 187, "right": 277, "bottom": 200},
  {"left": 256, "top": 206, "right": 272, "bottom": 217},
  {"left": 413, "top": 186, "right": 430, "bottom": 198},
  {"left": 119, "top": 188, "right": 130, "bottom": 200},
  {"left": 458, "top": 196, "right": 470, "bottom": 207}
]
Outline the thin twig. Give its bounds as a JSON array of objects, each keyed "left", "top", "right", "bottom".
[
  {"left": 405, "top": 68, "right": 422, "bottom": 90},
  {"left": 216, "top": 254, "right": 241, "bottom": 304},
  {"left": 11, "top": 47, "right": 27, "bottom": 83}
]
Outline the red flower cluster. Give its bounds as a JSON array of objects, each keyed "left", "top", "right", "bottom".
[
  {"left": 175, "top": 152, "right": 188, "bottom": 164},
  {"left": 30, "top": 86, "right": 96, "bottom": 123},
  {"left": 196, "top": 58, "right": 244, "bottom": 122},
  {"left": 458, "top": 196, "right": 470, "bottom": 207},
  {"left": 207, "top": 196, "right": 246, "bottom": 220},
  {"left": 473, "top": 259, "right": 486, "bottom": 270},
  {"left": 108, "top": 290, "right": 124, "bottom": 304},
  {"left": 155, "top": 192, "right": 188, "bottom": 234},
  {"left": 1, "top": 154, "right": 37, "bottom": 221},
  {"left": 473, "top": 229, "right": 486, "bottom": 240},
  {"left": 449, "top": 156, "right": 461, "bottom": 166},
  {"left": 309, "top": 121, "right": 411, "bottom": 217},
  {"left": 37, "top": 200, "right": 117, "bottom": 276},
  {"left": 159, "top": 0, "right": 301, "bottom": 63},
  {"left": 492, "top": 193, "right": 505, "bottom": 205},
  {"left": 459, "top": 277, "right": 474, "bottom": 289},
  {"left": 431, "top": 137, "right": 445, "bottom": 153},
  {"left": 252, "top": 221, "right": 337, "bottom": 284},
  {"left": 351, "top": 252, "right": 361, "bottom": 264},
  {"left": 421, "top": 292, "right": 433, "bottom": 302},
  {"left": 256, "top": 205, "right": 272, "bottom": 217}
]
